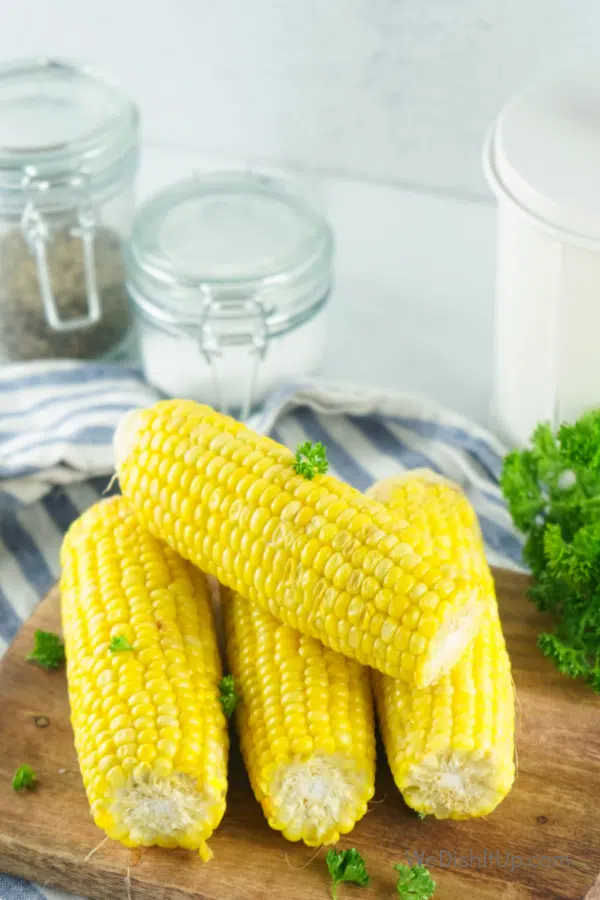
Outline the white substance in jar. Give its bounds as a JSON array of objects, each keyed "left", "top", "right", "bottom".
[
  {"left": 138, "top": 306, "right": 327, "bottom": 408},
  {"left": 127, "top": 173, "right": 333, "bottom": 415}
]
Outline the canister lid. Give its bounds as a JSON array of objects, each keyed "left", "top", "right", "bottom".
[
  {"left": 0, "top": 59, "right": 138, "bottom": 209},
  {"left": 126, "top": 173, "right": 333, "bottom": 335},
  {"left": 485, "top": 66, "right": 600, "bottom": 242}
]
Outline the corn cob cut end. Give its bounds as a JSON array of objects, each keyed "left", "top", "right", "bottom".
[
  {"left": 417, "top": 592, "right": 483, "bottom": 688},
  {"left": 113, "top": 407, "right": 144, "bottom": 470},
  {"left": 102, "top": 769, "right": 224, "bottom": 860},
  {"left": 400, "top": 750, "right": 515, "bottom": 820},
  {"left": 261, "top": 752, "right": 373, "bottom": 846}
]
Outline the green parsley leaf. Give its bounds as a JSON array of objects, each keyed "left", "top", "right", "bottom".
[
  {"left": 293, "top": 441, "right": 329, "bottom": 480},
  {"left": 26, "top": 629, "right": 65, "bottom": 670},
  {"left": 109, "top": 634, "right": 134, "bottom": 653},
  {"left": 218, "top": 674, "right": 240, "bottom": 718},
  {"left": 326, "top": 848, "right": 369, "bottom": 900},
  {"left": 394, "top": 863, "right": 436, "bottom": 899},
  {"left": 501, "top": 407, "right": 600, "bottom": 690},
  {"left": 12, "top": 764, "right": 36, "bottom": 791}
]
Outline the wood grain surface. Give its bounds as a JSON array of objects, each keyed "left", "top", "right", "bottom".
[{"left": 0, "top": 569, "right": 598, "bottom": 900}]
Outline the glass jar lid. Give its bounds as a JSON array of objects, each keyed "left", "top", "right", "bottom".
[
  {"left": 126, "top": 172, "right": 334, "bottom": 338},
  {"left": 0, "top": 58, "right": 139, "bottom": 212}
]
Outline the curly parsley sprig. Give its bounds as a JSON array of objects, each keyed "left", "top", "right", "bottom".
[
  {"left": 394, "top": 863, "right": 436, "bottom": 899},
  {"left": 293, "top": 441, "right": 329, "bottom": 480},
  {"left": 326, "top": 848, "right": 369, "bottom": 899},
  {"left": 501, "top": 409, "right": 600, "bottom": 689},
  {"left": 218, "top": 674, "right": 240, "bottom": 718},
  {"left": 12, "top": 764, "right": 36, "bottom": 791},
  {"left": 109, "top": 634, "right": 134, "bottom": 653},
  {"left": 26, "top": 630, "right": 65, "bottom": 670}
]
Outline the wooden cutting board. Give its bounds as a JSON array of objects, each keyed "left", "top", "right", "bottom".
[{"left": 0, "top": 570, "right": 598, "bottom": 900}]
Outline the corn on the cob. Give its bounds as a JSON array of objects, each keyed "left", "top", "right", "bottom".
[
  {"left": 114, "top": 400, "right": 485, "bottom": 686},
  {"left": 222, "top": 588, "right": 375, "bottom": 845},
  {"left": 60, "top": 496, "right": 228, "bottom": 859},
  {"left": 370, "top": 472, "right": 515, "bottom": 819},
  {"left": 367, "top": 470, "right": 490, "bottom": 586}
]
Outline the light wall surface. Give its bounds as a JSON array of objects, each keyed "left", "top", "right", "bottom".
[{"left": 0, "top": 0, "right": 597, "bottom": 198}]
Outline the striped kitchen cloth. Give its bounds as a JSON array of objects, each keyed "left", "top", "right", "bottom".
[{"left": 0, "top": 360, "right": 523, "bottom": 900}]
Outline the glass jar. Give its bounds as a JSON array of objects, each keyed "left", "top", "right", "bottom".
[
  {"left": 127, "top": 172, "right": 333, "bottom": 418},
  {"left": 0, "top": 59, "right": 139, "bottom": 361}
]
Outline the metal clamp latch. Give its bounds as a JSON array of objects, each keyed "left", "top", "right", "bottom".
[
  {"left": 20, "top": 169, "right": 102, "bottom": 332},
  {"left": 199, "top": 290, "right": 269, "bottom": 420}
]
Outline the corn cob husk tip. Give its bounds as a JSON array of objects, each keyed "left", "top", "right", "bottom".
[{"left": 113, "top": 408, "right": 145, "bottom": 470}]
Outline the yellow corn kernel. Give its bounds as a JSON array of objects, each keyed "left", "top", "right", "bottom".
[
  {"left": 366, "top": 469, "right": 489, "bottom": 586},
  {"left": 223, "top": 588, "right": 375, "bottom": 846},
  {"left": 114, "top": 401, "right": 485, "bottom": 686},
  {"left": 369, "top": 472, "right": 515, "bottom": 819},
  {"left": 60, "top": 496, "right": 228, "bottom": 859}
]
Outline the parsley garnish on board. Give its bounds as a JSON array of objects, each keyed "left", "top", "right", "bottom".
[
  {"left": 293, "top": 441, "right": 329, "bottom": 480},
  {"left": 501, "top": 410, "right": 600, "bottom": 689},
  {"left": 12, "top": 764, "right": 36, "bottom": 791},
  {"left": 109, "top": 634, "right": 134, "bottom": 653},
  {"left": 394, "top": 863, "right": 436, "bottom": 899},
  {"left": 26, "top": 629, "right": 65, "bottom": 669},
  {"left": 326, "top": 848, "right": 369, "bottom": 900},
  {"left": 218, "top": 674, "right": 240, "bottom": 718}
]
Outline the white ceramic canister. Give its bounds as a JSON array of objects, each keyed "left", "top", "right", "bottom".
[
  {"left": 126, "top": 173, "right": 333, "bottom": 419},
  {"left": 484, "top": 66, "right": 600, "bottom": 446}
]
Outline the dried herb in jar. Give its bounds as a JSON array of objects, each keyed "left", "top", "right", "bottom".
[{"left": 0, "top": 225, "right": 130, "bottom": 360}]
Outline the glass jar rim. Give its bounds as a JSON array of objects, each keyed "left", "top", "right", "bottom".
[
  {"left": 0, "top": 58, "right": 139, "bottom": 212},
  {"left": 126, "top": 172, "right": 334, "bottom": 335}
]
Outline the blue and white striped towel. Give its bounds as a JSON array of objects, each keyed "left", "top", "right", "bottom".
[{"left": 0, "top": 360, "right": 524, "bottom": 900}]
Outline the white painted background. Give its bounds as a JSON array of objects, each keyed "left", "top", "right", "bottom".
[
  {"left": 2, "top": 0, "right": 597, "bottom": 197},
  {"left": 1, "top": 0, "right": 597, "bottom": 426}
]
